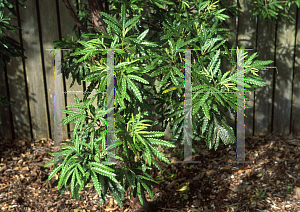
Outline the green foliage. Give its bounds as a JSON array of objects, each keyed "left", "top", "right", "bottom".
[
  {"left": 0, "top": 0, "right": 27, "bottom": 67},
  {"left": 45, "top": 0, "right": 288, "bottom": 209},
  {"left": 286, "top": 185, "right": 291, "bottom": 194},
  {"left": 45, "top": 93, "right": 175, "bottom": 208},
  {"left": 250, "top": 187, "right": 267, "bottom": 199},
  {"left": 249, "top": 0, "right": 299, "bottom": 24}
]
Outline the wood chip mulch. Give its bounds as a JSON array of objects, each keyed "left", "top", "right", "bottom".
[{"left": 1, "top": 133, "right": 300, "bottom": 212}]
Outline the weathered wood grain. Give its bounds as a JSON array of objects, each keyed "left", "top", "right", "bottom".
[
  {"left": 39, "top": 0, "right": 68, "bottom": 141},
  {"left": 0, "top": 7, "right": 30, "bottom": 140},
  {"left": 255, "top": 18, "right": 276, "bottom": 136},
  {"left": 273, "top": 5, "right": 297, "bottom": 136},
  {"left": 0, "top": 57, "right": 13, "bottom": 139},
  {"left": 19, "top": 0, "right": 49, "bottom": 140},
  {"left": 292, "top": 7, "right": 300, "bottom": 136}
]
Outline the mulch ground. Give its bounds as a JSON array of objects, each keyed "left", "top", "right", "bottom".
[{"left": 1, "top": 133, "right": 300, "bottom": 212}]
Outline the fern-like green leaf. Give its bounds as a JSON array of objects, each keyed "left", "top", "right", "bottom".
[
  {"left": 63, "top": 165, "right": 76, "bottom": 188},
  {"left": 137, "top": 181, "right": 143, "bottom": 205},
  {"left": 89, "top": 162, "right": 115, "bottom": 172},
  {"left": 142, "top": 182, "right": 156, "bottom": 200},
  {"left": 44, "top": 163, "right": 64, "bottom": 183},
  {"left": 100, "top": 12, "right": 122, "bottom": 29},
  {"left": 147, "top": 138, "right": 176, "bottom": 148},
  {"left": 91, "top": 171, "right": 103, "bottom": 199},
  {"left": 71, "top": 171, "right": 76, "bottom": 198},
  {"left": 127, "top": 75, "right": 149, "bottom": 84},
  {"left": 126, "top": 77, "right": 143, "bottom": 102},
  {"left": 124, "top": 15, "right": 141, "bottom": 32},
  {"left": 90, "top": 166, "right": 116, "bottom": 178}
]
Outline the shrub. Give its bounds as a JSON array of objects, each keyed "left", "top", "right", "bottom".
[{"left": 45, "top": 0, "right": 279, "bottom": 209}]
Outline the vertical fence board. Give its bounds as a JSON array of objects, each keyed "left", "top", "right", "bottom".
[
  {"left": 19, "top": 0, "right": 49, "bottom": 140},
  {"left": 292, "top": 7, "right": 300, "bottom": 136},
  {"left": 255, "top": 18, "right": 276, "bottom": 136},
  {"left": 273, "top": 5, "right": 297, "bottom": 136},
  {"left": 1, "top": 7, "right": 31, "bottom": 140},
  {"left": 39, "top": 0, "right": 68, "bottom": 140},
  {"left": 220, "top": 0, "right": 237, "bottom": 139},
  {"left": 59, "top": 0, "right": 84, "bottom": 139},
  {"left": 0, "top": 60, "right": 13, "bottom": 139},
  {"left": 237, "top": 1, "right": 256, "bottom": 136}
]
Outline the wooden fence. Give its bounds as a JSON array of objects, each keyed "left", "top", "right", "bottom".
[{"left": 0, "top": 0, "right": 300, "bottom": 142}]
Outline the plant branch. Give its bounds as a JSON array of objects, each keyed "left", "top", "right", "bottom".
[
  {"left": 88, "top": 0, "right": 108, "bottom": 34},
  {"left": 62, "top": 0, "right": 87, "bottom": 33},
  {"left": 95, "top": 0, "right": 104, "bottom": 12}
]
